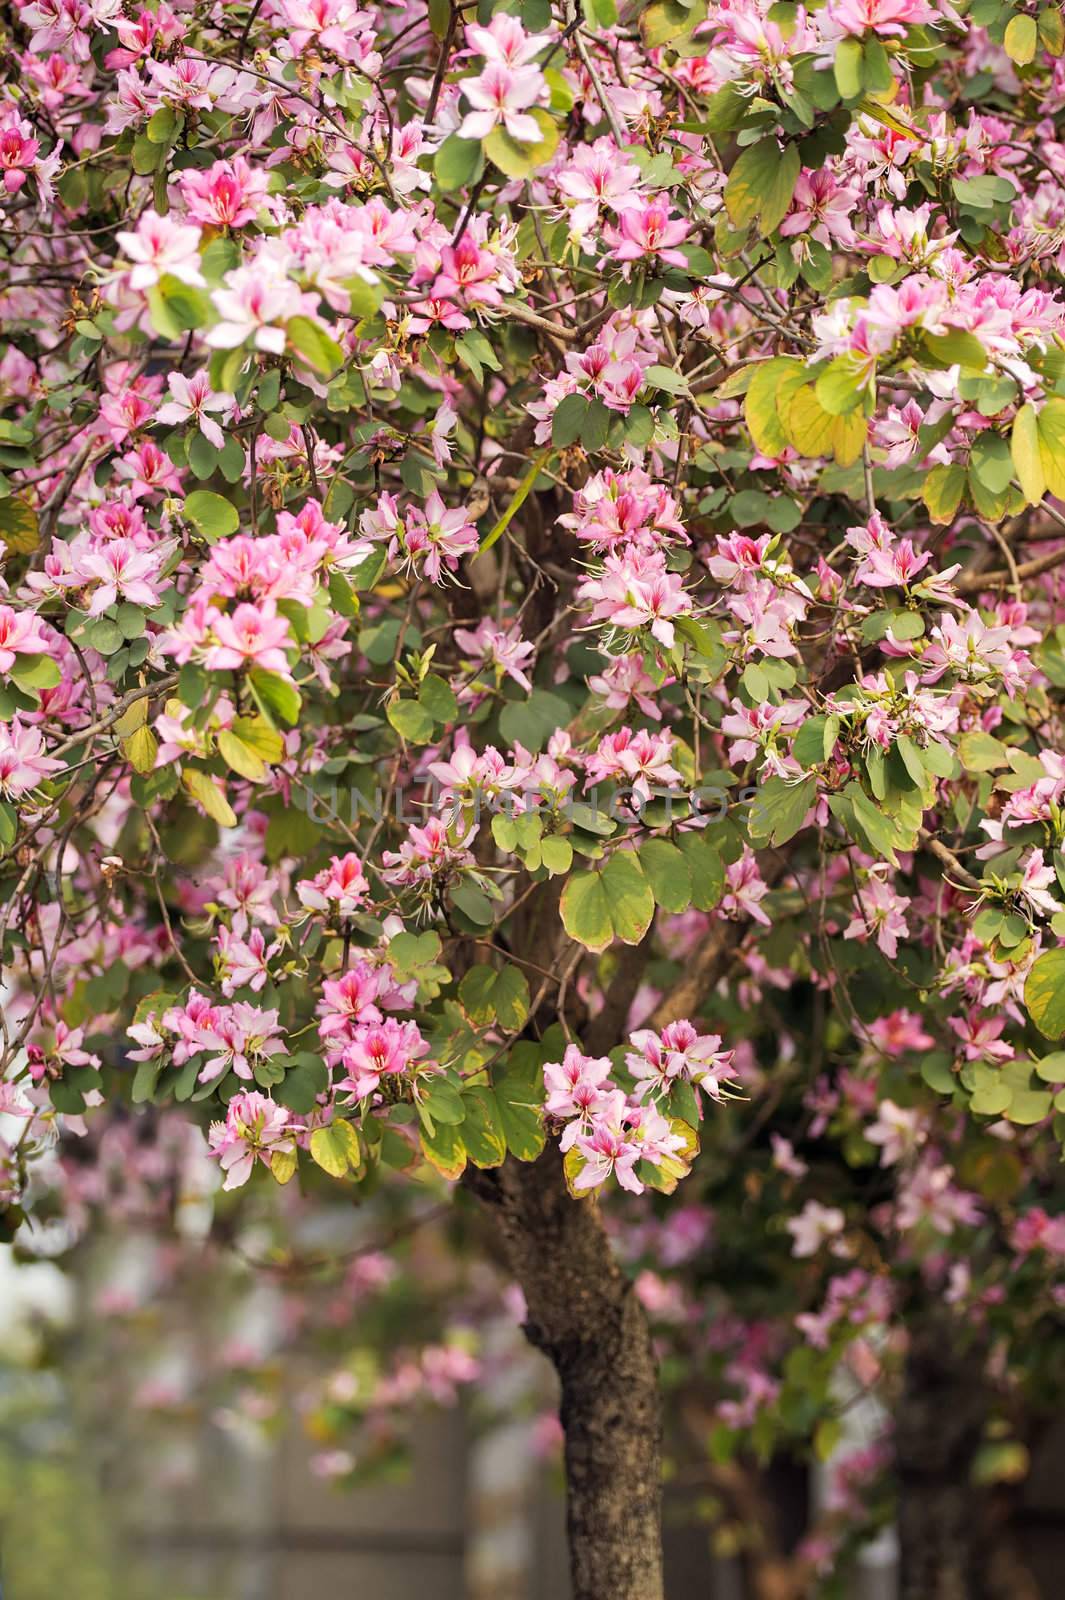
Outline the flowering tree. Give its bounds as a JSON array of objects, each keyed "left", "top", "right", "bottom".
[{"left": 3, "top": 0, "right": 1065, "bottom": 1593}]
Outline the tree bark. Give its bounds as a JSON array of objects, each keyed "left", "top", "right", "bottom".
[{"left": 463, "top": 1145, "right": 664, "bottom": 1600}]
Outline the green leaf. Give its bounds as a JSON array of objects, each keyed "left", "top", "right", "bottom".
[
  {"left": 286, "top": 316, "right": 344, "bottom": 376},
  {"left": 459, "top": 1085, "right": 507, "bottom": 1168},
  {"left": 121, "top": 722, "right": 158, "bottom": 775},
  {"left": 638, "top": 838, "right": 692, "bottom": 914},
  {"left": 560, "top": 851, "right": 655, "bottom": 952},
  {"left": 1034, "top": 1051, "right": 1065, "bottom": 1084},
  {"left": 419, "top": 1120, "right": 467, "bottom": 1179},
  {"left": 969, "top": 432, "right": 1013, "bottom": 494},
  {"left": 541, "top": 835, "right": 573, "bottom": 875},
  {"left": 498, "top": 689, "right": 571, "bottom": 753},
  {"left": 676, "top": 831, "right": 725, "bottom": 911},
  {"left": 953, "top": 174, "right": 1017, "bottom": 210},
  {"left": 0, "top": 799, "right": 17, "bottom": 852},
  {"left": 644, "top": 364, "right": 690, "bottom": 397},
  {"left": 560, "top": 869, "right": 613, "bottom": 952},
  {"left": 640, "top": 0, "right": 709, "bottom": 48},
  {"left": 815, "top": 353, "right": 868, "bottom": 417},
  {"left": 184, "top": 490, "right": 239, "bottom": 542},
  {"left": 419, "top": 673, "right": 459, "bottom": 724},
  {"left": 419, "top": 1075, "right": 467, "bottom": 1127},
  {"left": 724, "top": 140, "right": 800, "bottom": 237},
  {"left": 1025, "top": 948, "right": 1065, "bottom": 1038},
  {"left": 310, "top": 1120, "right": 361, "bottom": 1178},
  {"left": 921, "top": 1053, "right": 957, "bottom": 1094},
  {"left": 748, "top": 775, "right": 816, "bottom": 847},
  {"left": 450, "top": 879, "right": 495, "bottom": 927},
  {"left": 387, "top": 697, "right": 436, "bottom": 744},
  {"left": 147, "top": 274, "right": 212, "bottom": 339},
  {"left": 493, "top": 1044, "right": 546, "bottom": 1160},
  {"left": 922, "top": 463, "right": 967, "bottom": 524},
  {"left": 277, "top": 1054, "right": 329, "bottom": 1113},
  {"left": 552, "top": 392, "right": 591, "bottom": 448},
  {"left": 146, "top": 105, "right": 179, "bottom": 144},
  {"left": 792, "top": 715, "right": 839, "bottom": 768},
  {"left": 957, "top": 730, "right": 1010, "bottom": 772},
  {"left": 10, "top": 654, "right": 61, "bottom": 691},
  {"left": 0, "top": 496, "right": 39, "bottom": 556},
  {"left": 231, "top": 716, "right": 284, "bottom": 764},
  {"left": 217, "top": 727, "right": 267, "bottom": 781},
  {"left": 434, "top": 134, "right": 484, "bottom": 191},
  {"left": 922, "top": 330, "right": 988, "bottom": 372},
  {"left": 744, "top": 358, "right": 806, "bottom": 455},
  {"left": 1004, "top": 1087, "right": 1053, "bottom": 1125},
  {"left": 271, "top": 1148, "right": 298, "bottom": 1184},
  {"left": 248, "top": 668, "right": 300, "bottom": 726},
  {"left": 484, "top": 109, "right": 559, "bottom": 178},
  {"left": 834, "top": 36, "right": 864, "bottom": 98},
  {"left": 459, "top": 964, "right": 531, "bottom": 1032}
]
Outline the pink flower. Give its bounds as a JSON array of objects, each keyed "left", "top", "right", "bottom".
[
  {"left": 341, "top": 1018, "right": 429, "bottom": 1099},
  {"left": 577, "top": 548, "right": 692, "bottom": 650},
  {"left": 0, "top": 718, "right": 63, "bottom": 799},
  {"left": 79, "top": 537, "right": 169, "bottom": 615},
  {"left": 1017, "top": 849, "right": 1063, "bottom": 920},
  {"left": 215, "top": 926, "right": 279, "bottom": 998},
  {"left": 543, "top": 1045, "right": 614, "bottom": 1146},
  {"left": 207, "top": 1091, "right": 295, "bottom": 1190},
  {"left": 198, "top": 1002, "right": 287, "bottom": 1084},
  {"left": 572, "top": 1096, "right": 644, "bottom": 1194},
  {"left": 948, "top": 1007, "right": 1013, "bottom": 1063},
  {"left": 866, "top": 1009, "right": 935, "bottom": 1056},
  {"left": 116, "top": 209, "right": 205, "bottom": 290},
  {"left": 0, "top": 105, "right": 60, "bottom": 200},
  {"left": 844, "top": 871, "right": 911, "bottom": 957},
  {"left": 318, "top": 963, "right": 386, "bottom": 1058},
  {"left": 826, "top": 0, "right": 936, "bottom": 36},
  {"left": 786, "top": 1200, "right": 846, "bottom": 1257},
  {"left": 626, "top": 1021, "right": 737, "bottom": 1104},
  {"left": 721, "top": 847, "right": 772, "bottom": 927},
  {"left": 371, "top": 490, "right": 479, "bottom": 584},
  {"left": 178, "top": 155, "right": 267, "bottom": 229},
  {"left": 707, "top": 533, "right": 773, "bottom": 586},
  {"left": 203, "top": 600, "right": 293, "bottom": 674},
  {"left": 584, "top": 727, "right": 683, "bottom": 803},
  {"left": 298, "top": 853, "right": 370, "bottom": 917},
  {"left": 780, "top": 168, "right": 860, "bottom": 249},
  {"left": 0, "top": 605, "right": 52, "bottom": 672},
  {"left": 156, "top": 370, "right": 234, "bottom": 450},
  {"left": 865, "top": 1099, "right": 926, "bottom": 1165},
  {"left": 587, "top": 654, "right": 665, "bottom": 721},
  {"left": 453, "top": 619, "right": 534, "bottom": 693},
  {"left": 458, "top": 59, "right": 546, "bottom": 144},
  {"left": 558, "top": 138, "right": 645, "bottom": 242},
  {"left": 206, "top": 264, "right": 312, "bottom": 355},
  {"left": 604, "top": 199, "right": 691, "bottom": 270},
  {"left": 464, "top": 15, "right": 552, "bottom": 67}
]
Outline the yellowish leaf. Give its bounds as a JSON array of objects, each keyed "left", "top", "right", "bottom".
[
  {"left": 182, "top": 767, "right": 237, "bottom": 828},
  {"left": 122, "top": 723, "right": 158, "bottom": 776},
  {"left": 1012, "top": 403, "right": 1046, "bottom": 505}
]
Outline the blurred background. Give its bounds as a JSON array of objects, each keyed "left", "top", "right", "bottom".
[{"left": 3, "top": 1111, "right": 1065, "bottom": 1600}]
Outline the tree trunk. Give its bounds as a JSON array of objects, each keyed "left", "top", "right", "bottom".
[
  {"left": 896, "top": 1318, "right": 1040, "bottom": 1600},
  {"left": 463, "top": 1145, "right": 664, "bottom": 1600}
]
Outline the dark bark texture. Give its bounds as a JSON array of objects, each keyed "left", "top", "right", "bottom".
[
  {"left": 896, "top": 1319, "right": 1041, "bottom": 1600},
  {"left": 463, "top": 1145, "right": 664, "bottom": 1600}
]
